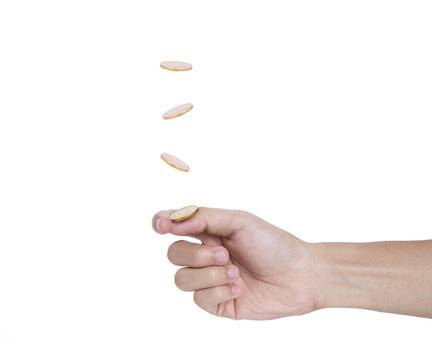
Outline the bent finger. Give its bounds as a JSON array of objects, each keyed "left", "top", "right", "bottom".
[
  {"left": 167, "top": 240, "right": 229, "bottom": 267},
  {"left": 174, "top": 265, "right": 239, "bottom": 291},
  {"left": 193, "top": 284, "right": 241, "bottom": 316}
]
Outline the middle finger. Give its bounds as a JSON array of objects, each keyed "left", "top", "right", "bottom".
[{"left": 174, "top": 265, "right": 239, "bottom": 292}]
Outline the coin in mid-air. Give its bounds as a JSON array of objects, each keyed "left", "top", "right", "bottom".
[
  {"left": 160, "top": 61, "right": 193, "bottom": 71},
  {"left": 170, "top": 205, "right": 200, "bottom": 222},
  {"left": 162, "top": 103, "right": 193, "bottom": 120},
  {"left": 160, "top": 153, "right": 190, "bottom": 172}
]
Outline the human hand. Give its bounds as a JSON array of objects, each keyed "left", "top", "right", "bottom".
[{"left": 152, "top": 207, "right": 317, "bottom": 320}]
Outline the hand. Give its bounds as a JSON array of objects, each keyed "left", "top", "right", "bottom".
[{"left": 152, "top": 207, "right": 317, "bottom": 320}]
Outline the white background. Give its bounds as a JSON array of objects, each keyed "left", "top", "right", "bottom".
[{"left": 1, "top": 0, "right": 431, "bottom": 359}]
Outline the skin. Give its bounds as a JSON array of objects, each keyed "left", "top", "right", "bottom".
[{"left": 152, "top": 207, "right": 432, "bottom": 320}]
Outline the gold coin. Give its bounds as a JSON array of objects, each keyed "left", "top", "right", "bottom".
[
  {"left": 160, "top": 153, "right": 190, "bottom": 172},
  {"left": 160, "top": 61, "right": 193, "bottom": 71},
  {"left": 162, "top": 103, "right": 193, "bottom": 120},
  {"left": 170, "top": 205, "right": 199, "bottom": 222}
]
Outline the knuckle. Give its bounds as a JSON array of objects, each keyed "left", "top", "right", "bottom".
[
  {"left": 167, "top": 240, "right": 185, "bottom": 264},
  {"left": 190, "top": 247, "right": 202, "bottom": 266},
  {"left": 198, "top": 217, "right": 207, "bottom": 233},
  {"left": 212, "top": 286, "right": 223, "bottom": 300},
  {"left": 166, "top": 243, "right": 177, "bottom": 264},
  {"left": 208, "top": 267, "right": 220, "bottom": 283},
  {"left": 174, "top": 269, "right": 186, "bottom": 290},
  {"left": 216, "top": 246, "right": 228, "bottom": 261},
  {"left": 193, "top": 291, "right": 200, "bottom": 306},
  {"left": 237, "top": 209, "right": 252, "bottom": 219}
]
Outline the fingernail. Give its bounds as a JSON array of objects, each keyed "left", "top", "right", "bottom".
[
  {"left": 227, "top": 266, "right": 238, "bottom": 279},
  {"left": 231, "top": 285, "right": 240, "bottom": 296},
  {"left": 155, "top": 218, "right": 161, "bottom": 233},
  {"left": 213, "top": 249, "right": 226, "bottom": 264}
]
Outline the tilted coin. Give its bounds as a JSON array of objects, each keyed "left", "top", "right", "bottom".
[
  {"left": 170, "top": 205, "right": 200, "bottom": 222},
  {"left": 160, "top": 61, "right": 193, "bottom": 71},
  {"left": 160, "top": 153, "right": 190, "bottom": 172},
  {"left": 162, "top": 103, "right": 193, "bottom": 120}
]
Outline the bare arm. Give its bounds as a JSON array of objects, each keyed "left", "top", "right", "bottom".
[{"left": 311, "top": 240, "right": 432, "bottom": 318}]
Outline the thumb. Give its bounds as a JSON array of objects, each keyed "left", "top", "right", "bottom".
[{"left": 152, "top": 207, "right": 253, "bottom": 238}]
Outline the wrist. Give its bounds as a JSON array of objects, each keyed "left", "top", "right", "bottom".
[{"left": 307, "top": 242, "right": 373, "bottom": 311}]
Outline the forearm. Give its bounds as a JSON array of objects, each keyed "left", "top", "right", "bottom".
[{"left": 309, "top": 240, "right": 432, "bottom": 318}]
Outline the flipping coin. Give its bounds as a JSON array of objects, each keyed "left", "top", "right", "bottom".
[
  {"left": 160, "top": 153, "right": 190, "bottom": 172},
  {"left": 160, "top": 61, "right": 193, "bottom": 71},
  {"left": 170, "top": 205, "right": 200, "bottom": 222},
  {"left": 162, "top": 103, "right": 193, "bottom": 120}
]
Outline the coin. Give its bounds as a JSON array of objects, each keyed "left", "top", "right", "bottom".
[
  {"left": 160, "top": 61, "right": 193, "bottom": 71},
  {"left": 162, "top": 103, "right": 193, "bottom": 120},
  {"left": 170, "top": 205, "right": 199, "bottom": 222},
  {"left": 160, "top": 153, "right": 190, "bottom": 172}
]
